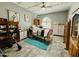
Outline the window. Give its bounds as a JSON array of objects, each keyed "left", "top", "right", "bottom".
[{"left": 42, "top": 17, "right": 51, "bottom": 28}]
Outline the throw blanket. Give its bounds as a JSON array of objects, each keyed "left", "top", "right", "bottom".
[{"left": 28, "top": 25, "right": 53, "bottom": 37}]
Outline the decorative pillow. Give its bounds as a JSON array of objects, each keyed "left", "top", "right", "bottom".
[
  {"left": 37, "top": 28, "right": 43, "bottom": 36},
  {"left": 44, "top": 29, "right": 50, "bottom": 36},
  {"left": 32, "top": 25, "right": 38, "bottom": 33}
]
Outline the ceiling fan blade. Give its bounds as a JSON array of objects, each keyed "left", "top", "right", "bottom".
[
  {"left": 42, "top": 2, "right": 45, "bottom": 5},
  {"left": 26, "top": 3, "right": 41, "bottom": 9}
]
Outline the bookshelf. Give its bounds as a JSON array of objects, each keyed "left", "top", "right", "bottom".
[
  {"left": 0, "top": 18, "right": 8, "bottom": 48},
  {"left": 0, "top": 18, "right": 8, "bottom": 40},
  {"left": 0, "top": 18, "right": 20, "bottom": 48},
  {"left": 8, "top": 21, "right": 20, "bottom": 42}
]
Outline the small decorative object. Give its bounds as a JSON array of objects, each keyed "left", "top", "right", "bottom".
[
  {"left": 24, "top": 14, "right": 29, "bottom": 21},
  {"left": 8, "top": 10, "right": 19, "bottom": 22}
]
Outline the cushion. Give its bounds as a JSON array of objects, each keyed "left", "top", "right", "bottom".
[{"left": 44, "top": 29, "right": 50, "bottom": 36}]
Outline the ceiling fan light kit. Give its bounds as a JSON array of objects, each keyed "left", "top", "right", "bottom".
[{"left": 41, "top": 7, "right": 45, "bottom": 10}]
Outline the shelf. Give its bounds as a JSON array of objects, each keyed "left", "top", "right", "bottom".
[
  {"left": 0, "top": 36, "right": 7, "bottom": 40},
  {"left": 9, "top": 27, "right": 17, "bottom": 30},
  {"left": 74, "top": 24, "right": 78, "bottom": 26},
  {"left": 0, "top": 28, "right": 7, "bottom": 30},
  {"left": 9, "top": 26, "right": 16, "bottom": 28},
  {"left": 0, "top": 31, "right": 7, "bottom": 33}
]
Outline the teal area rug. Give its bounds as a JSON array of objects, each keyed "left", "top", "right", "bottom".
[{"left": 24, "top": 38, "right": 48, "bottom": 50}]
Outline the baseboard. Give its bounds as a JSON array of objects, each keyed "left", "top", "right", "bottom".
[{"left": 53, "top": 34, "right": 64, "bottom": 37}]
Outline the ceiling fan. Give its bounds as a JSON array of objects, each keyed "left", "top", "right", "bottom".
[
  {"left": 15, "top": 2, "right": 52, "bottom": 9},
  {"left": 41, "top": 2, "right": 52, "bottom": 8},
  {"left": 25, "top": 2, "right": 52, "bottom": 9}
]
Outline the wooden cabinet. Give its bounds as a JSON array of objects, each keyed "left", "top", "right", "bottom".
[{"left": 68, "top": 13, "right": 79, "bottom": 57}]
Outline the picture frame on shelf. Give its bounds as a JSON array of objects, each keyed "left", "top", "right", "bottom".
[{"left": 8, "top": 10, "right": 20, "bottom": 22}]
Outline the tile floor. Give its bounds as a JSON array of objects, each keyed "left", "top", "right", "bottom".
[{"left": 4, "top": 36, "right": 70, "bottom": 57}]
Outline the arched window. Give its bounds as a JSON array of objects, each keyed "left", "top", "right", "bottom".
[{"left": 42, "top": 17, "right": 51, "bottom": 28}]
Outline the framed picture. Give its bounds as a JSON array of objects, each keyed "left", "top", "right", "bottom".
[
  {"left": 8, "top": 10, "right": 20, "bottom": 22},
  {"left": 24, "top": 14, "right": 29, "bottom": 21}
]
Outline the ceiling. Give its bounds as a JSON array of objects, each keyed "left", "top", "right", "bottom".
[{"left": 13, "top": 2, "right": 73, "bottom": 15}]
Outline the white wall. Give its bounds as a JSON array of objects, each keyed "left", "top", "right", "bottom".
[
  {"left": 39, "top": 11, "right": 68, "bottom": 28},
  {"left": 0, "top": 2, "right": 36, "bottom": 29}
]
